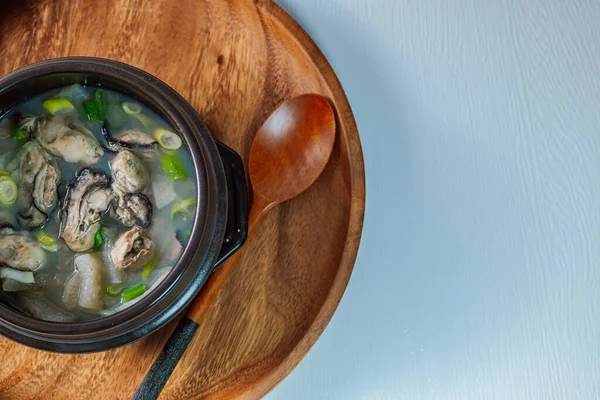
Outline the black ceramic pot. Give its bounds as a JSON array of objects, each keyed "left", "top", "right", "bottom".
[{"left": 0, "top": 57, "right": 248, "bottom": 353}]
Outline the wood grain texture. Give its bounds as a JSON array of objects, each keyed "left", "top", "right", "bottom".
[{"left": 0, "top": 1, "right": 365, "bottom": 399}]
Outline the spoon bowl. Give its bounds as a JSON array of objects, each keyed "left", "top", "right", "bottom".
[{"left": 249, "top": 94, "right": 336, "bottom": 202}]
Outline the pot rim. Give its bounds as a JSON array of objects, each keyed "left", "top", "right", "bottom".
[{"left": 0, "top": 57, "right": 228, "bottom": 352}]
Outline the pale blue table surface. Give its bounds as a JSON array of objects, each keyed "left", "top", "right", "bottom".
[{"left": 268, "top": 0, "right": 600, "bottom": 399}]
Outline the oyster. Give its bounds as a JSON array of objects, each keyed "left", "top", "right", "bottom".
[
  {"left": 111, "top": 226, "right": 155, "bottom": 271},
  {"left": 60, "top": 169, "right": 113, "bottom": 252},
  {"left": 110, "top": 193, "right": 153, "bottom": 228},
  {"left": 0, "top": 234, "right": 46, "bottom": 272},
  {"left": 15, "top": 141, "right": 61, "bottom": 230},
  {"left": 18, "top": 114, "right": 104, "bottom": 165},
  {"left": 101, "top": 124, "right": 158, "bottom": 158},
  {"left": 109, "top": 150, "right": 149, "bottom": 193},
  {"left": 108, "top": 150, "right": 152, "bottom": 227}
]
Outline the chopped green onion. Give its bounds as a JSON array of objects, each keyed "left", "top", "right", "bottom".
[
  {"left": 43, "top": 98, "right": 75, "bottom": 115},
  {"left": 160, "top": 155, "right": 190, "bottom": 180},
  {"left": 94, "top": 225, "right": 104, "bottom": 250},
  {"left": 141, "top": 256, "right": 159, "bottom": 281},
  {"left": 36, "top": 231, "right": 57, "bottom": 246},
  {"left": 170, "top": 197, "right": 196, "bottom": 221},
  {"left": 122, "top": 102, "right": 142, "bottom": 115},
  {"left": 37, "top": 231, "right": 60, "bottom": 251},
  {"left": 0, "top": 170, "right": 10, "bottom": 178},
  {"left": 40, "top": 242, "right": 60, "bottom": 252},
  {"left": 155, "top": 128, "right": 183, "bottom": 150},
  {"left": 122, "top": 283, "right": 147, "bottom": 303},
  {"left": 83, "top": 99, "right": 102, "bottom": 122},
  {"left": 106, "top": 285, "right": 123, "bottom": 297},
  {"left": 13, "top": 127, "right": 26, "bottom": 141},
  {"left": 0, "top": 176, "right": 17, "bottom": 205},
  {"left": 94, "top": 90, "right": 110, "bottom": 119},
  {"left": 176, "top": 229, "right": 192, "bottom": 244}
]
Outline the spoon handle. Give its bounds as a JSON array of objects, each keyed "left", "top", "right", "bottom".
[
  {"left": 132, "top": 194, "right": 273, "bottom": 400},
  {"left": 130, "top": 317, "right": 198, "bottom": 400},
  {"left": 187, "top": 194, "right": 273, "bottom": 322}
]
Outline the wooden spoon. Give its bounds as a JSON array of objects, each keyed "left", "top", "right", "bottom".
[{"left": 133, "top": 93, "right": 336, "bottom": 400}]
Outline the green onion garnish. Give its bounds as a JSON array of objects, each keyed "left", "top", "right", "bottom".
[
  {"left": 0, "top": 176, "right": 17, "bottom": 205},
  {"left": 83, "top": 99, "right": 102, "bottom": 122},
  {"left": 94, "top": 225, "right": 104, "bottom": 250},
  {"left": 13, "top": 127, "right": 26, "bottom": 141},
  {"left": 122, "top": 283, "right": 147, "bottom": 303},
  {"left": 170, "top": 197, "right": 196, "bottom": 221},
  {"left": 160, "top": 155, "right": 190, "bottom": 180},
  {"left": 122, "top": 102, "right": 142, "bottom": 115},
  {"left": 36, "top": 231, "right": 57, "bottom": 246},
  {"left": 43, "top": 98, "right": 75, "bottom": 115},
  {"left": 106, "top": 285, "right": 123, "bottom": 297},
  {"left": 141, "top": 256, "right": 159, "bottom": 281},
  {"left": 94, "top": 90, "right": 109, "bottom": 119}
]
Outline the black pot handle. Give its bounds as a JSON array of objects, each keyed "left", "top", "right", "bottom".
[{"left": 213, "top": 141, "right": 249, "bottom": 269}]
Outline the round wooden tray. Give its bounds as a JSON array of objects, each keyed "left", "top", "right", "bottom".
[{"left": 0, "top": 0, "right": 365, "bottom": 398}]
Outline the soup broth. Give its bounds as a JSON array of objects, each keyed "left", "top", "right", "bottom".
[{"left": 0, "top": 84, "right": 197, "bottom": 322}]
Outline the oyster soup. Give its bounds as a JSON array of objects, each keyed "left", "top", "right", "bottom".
[{"left": 0, "top": 84, "right": 197, "bottom": 322}]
